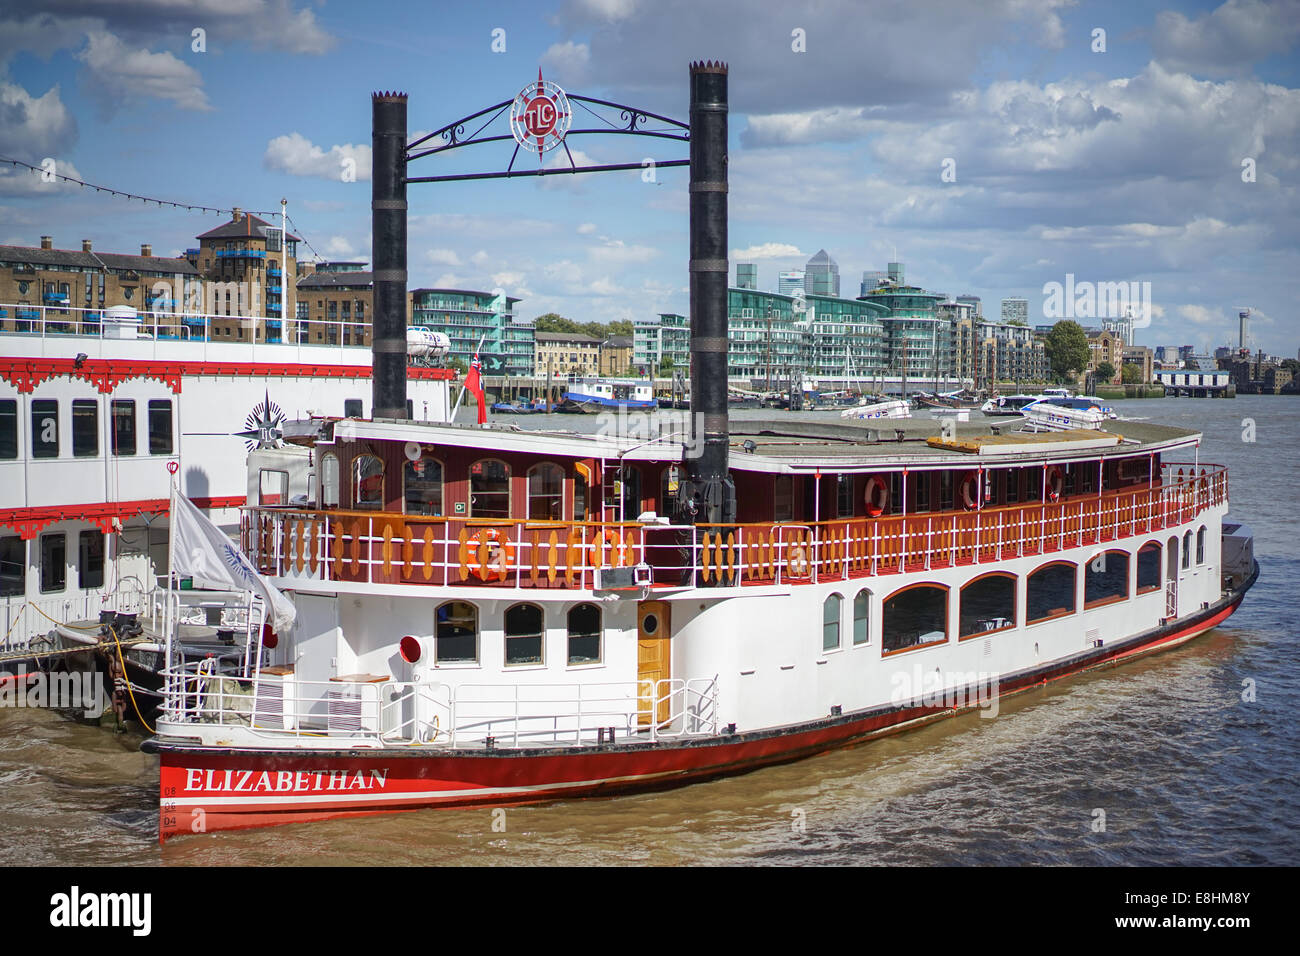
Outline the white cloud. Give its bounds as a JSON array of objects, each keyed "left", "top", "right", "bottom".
[
  {"left": 1154, "top": 0, "right": 1300, "bottom": 76},
  {"left": 433, "top": 273, "right": 463, "bottom": 288},
  {"left": 1176, "top": 304, "right": 1222, "bottom": 326},
  {"left": 76, "top": 30, "right": 210, "bottom": 112},
  {"left": 540, "top": 40, "right": 591, "bottom": 85},
  {"left": 731, "top": 242, "right": 806, "bottom": 260},
  {"left": 577, "top": 222, "right": 598, "bottom": 234},
  {"left": 425, "top": 248, "right": 462, "bottom": 267},
  {"left": 588, "top": 237, "right": 659, "bottom": 264},
  {"left": 470, "top": 250, "right": 491, "bottom": 267},
  {"left": 0, "top": 81, "right": 78, "bottom": 160},
  {"left": 322, "top": 235, "right": 356, "bottom": 257},
  {"left": 0, "top": 159, "right": 87, "bottom": 197},
  {"left": 264, "top": 132, "right": 371, "bottom": 182}
]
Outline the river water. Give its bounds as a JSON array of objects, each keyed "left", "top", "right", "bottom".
[{"left": 1, "top": 396, "right": 1295, "bottom": 866}]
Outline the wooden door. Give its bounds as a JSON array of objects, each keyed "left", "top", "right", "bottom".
[{"left": 637, "top": 600, "right": 671, "bottom": 726}]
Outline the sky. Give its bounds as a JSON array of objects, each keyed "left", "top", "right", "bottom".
[{"left": 1, "top": 0, "right": 1297, "bottom": 357}]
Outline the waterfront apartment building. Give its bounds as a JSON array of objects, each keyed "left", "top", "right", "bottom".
[
  {"left": 956, "top": 294, "right": 982, "bottom": 317},
  {"left": 777, "top": 271, "right": 805, "bottom": 296},
  {"left": 634, "top": 312, "right": 691, "bottom": 374},
  {"left": 599, "top": 335, "right": 634, "bottom": 376},
  {"left": 193, "top": 209, "right": 301, "bottom": 342},
  {"left": 0, "top": 236, "right": 202, "bottom": 336},
  {"left": 1122, "top": 346, "right": 1154, "bottom": 383},
  {"left": 295, "top": 266, "right": 385, "bottom": 347},
  {"left": 534, "top": 331, "right": 602, "bottom": 378},
  {"left": 1087, "top": 329, "right": 1125, "bottom": 381},
  {"left": 736, "top": 263, "right": 757, "bottom": 290},
  {"left": 410, "top": 289, "right": 530, "bottom": 376}
]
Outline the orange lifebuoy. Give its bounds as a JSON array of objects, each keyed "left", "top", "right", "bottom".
[
  {"left": 590, "top": 528, "right": 634, "bottom": 568},
  {"left": 465, "top": 528, "right": 515, "bottom": 582},
  {"left": 958, "top": 471, "right": 979, "bottom": 510},
  {"left": 1045, "top": 465, "right": 1063, "bottom": 503},
  {"left": 863, "top": 475, "right": 890, "bottom": 517}
]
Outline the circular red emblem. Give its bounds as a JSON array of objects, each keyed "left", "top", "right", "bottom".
[
  {"left": 167, "top": 460, "right": 179, "bottom": 475},
  {"left": 510, "top": 69, "right": 571, "bottom": 154}
]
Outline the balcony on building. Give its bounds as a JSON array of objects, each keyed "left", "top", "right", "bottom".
[{"left": 216, "top": 249, "right": 266, "bottom": 259}]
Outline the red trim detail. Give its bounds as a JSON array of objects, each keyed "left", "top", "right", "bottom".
[{"left": 0, "top": 358, "right": 455, "bottom": 395}]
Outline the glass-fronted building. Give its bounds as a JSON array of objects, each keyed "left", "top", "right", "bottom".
[{"left": 410, "top": 288, "right": 531, "bottom": 375}]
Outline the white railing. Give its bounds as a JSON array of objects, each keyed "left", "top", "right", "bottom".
[
  {"left": 1, "top": 586, "right": 159, "bottom": 651},
  {"left": 157, "top": 667, "right": 721, "bottom": 749}
]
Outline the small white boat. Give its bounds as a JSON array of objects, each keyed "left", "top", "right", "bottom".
[
  {"left": 840, "top": 399, "right": 912, "bottom": 420},
  {"left": 1021, "top": 396, "right": 1117, "bottom": 430}
]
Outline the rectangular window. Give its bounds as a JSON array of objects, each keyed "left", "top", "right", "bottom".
[
  {"left": 40, "top": 533, "right": 65, "bottom": 593},
  {"left": 0, "top": 536, "right": 23, "bottom": 597},
  {"left": 111, "top": 400, "right": 136, "bottom": 455},
  {"left": 148, "top": 399, "right": 173, "bottom": 455},
  {"left": 343, "top": 398, "right": 363, "bottom": 418},
  {"left": 72, "top": 399, "right": 98, "bottom": 457},
  {"left": 31, "top": 399, "right": 58, "bottom": 458},
  {"left": 0, "top": 399, "right": 16, "bottom": 460},
  {"left": 259, "top": 469, "right": 288, "bottom": 505},
  {"left": 78, "top": 530, "right": 104, "bottom": 589}
]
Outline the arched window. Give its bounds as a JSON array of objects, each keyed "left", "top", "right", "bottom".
[
  {"left": 321, "top": 453, "right": 339, "bottom": 507},
  {"left": 1085, "top": 550, "right": 1129, "bottom": 607},
  {"left": 852, "top": 590, "right": 870, "bottom": 646},
  {"left": 1182, "top": 530, "right": 1192, "bottom": 569},
  {"left": 1027, "top": 562, "right": 1076, "bottom": 623},
  {"left": 504, "top": 602, "right": 544, "bottom": 666},
  {"left": 1137, "top": 542, "right": 1161, "bottom": 593},
  {"left": 352, "top": 454, "right": 384, "bottom": 510},
  {"left": 1196, "top": 526, "right": 1206, "bottom": 564},
  {"left": 883, "top": 584, "right": 948, "bottom": 652},
  {"left": 435, "top": 601, "right": 477, "bottom": 664},
  {"left": 567, "top": 602, "right": 601, "bottom": 665},
  {"left": 527, "top": 463, "right": 564, "bottom": 520},
  {"left": 404, "top": 458, "right": 443, "bottom": 516},
  {"left": 469, "top": 459, "right": 510, "bottom": 518},
  {"left": 823, "top": 593, "right": 842, "bottom": 652},
  {"left": 959, "top": 573, "right": 1016, "bottom": 638}
]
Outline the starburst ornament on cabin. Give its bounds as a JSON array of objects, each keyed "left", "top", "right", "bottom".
[{"left": 239, "top": 391, "right": 285, "bottom": 450}]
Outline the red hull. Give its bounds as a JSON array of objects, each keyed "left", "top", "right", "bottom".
[{"left": 152, "top": 591, "right": 1248, "bottom": 842}]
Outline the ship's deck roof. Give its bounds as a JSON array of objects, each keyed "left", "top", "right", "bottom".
[{"left": 312, "top": 415, "right": 1202, "bottom": 474}]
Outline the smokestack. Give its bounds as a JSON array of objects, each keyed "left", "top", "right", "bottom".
[
  {"left": 82, "top": 239, "right": 92, "bottom": 252},
  {"left": 371, "top": 91, "right": 409, "bottom": 420},
  {"left": 231, "top": 207, "right": 242, "bottom": 222},
  {"left": 682, "top": 60, "right": 736, "bottom": 533},
  {"left": 40, "top": 236, "right": 52, "bottom": 250},
  {"left": 141, "top": 243, "right": 152, "bottom": 257}
]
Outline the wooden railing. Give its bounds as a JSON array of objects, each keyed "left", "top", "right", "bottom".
[{"left": 243, "top": 464, "right": 1227, "bottom": 591}]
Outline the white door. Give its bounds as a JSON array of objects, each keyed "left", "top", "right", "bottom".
[{"left": 291, "top": 592, "right": 339, "bottom": 725}]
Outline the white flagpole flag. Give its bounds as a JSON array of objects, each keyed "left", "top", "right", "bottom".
[{"left": 169, "top": 493, "right": 297, "bottom": 634}]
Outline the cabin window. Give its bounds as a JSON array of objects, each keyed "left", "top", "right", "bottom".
[
  {"left": 1196, "top": 526, "right": 1206, "bottom": 565},
  {"left": 1027, "top": 562, "right": 1076, "bottom": 623},
  {"left": 836, "top": 477, "right": 853, "bottom": 518},
  {"left": 78, "top": 530, "right": 104, "bottom": 589},
  {"left": 343, "top": 398, "right": 362, "bottom": 418},
  {"left": 567, "top": 603, "right": 601, "bottom": 665},
  {"left": 959, "top": 573, "right": 1016, "bottom": 639},
  {"left": 353, "top": 454, "right": 384, "bottom": 510},
  {"left": 259, "top": 469, "right": 288, "bottom": 506},
  {"left": 404, "top": 459, "right": 443, "bottom": 516},
  {"left": 939, "top": 471, "right": 953, "bottom": 511},
  {"left": 528, "top": 463, "right": 565, "bottom": 520},
  {"left": 1182, "top": 531, "right": 1192, "bottom": 570},
  {"left": 882, "top": 584, "right": 948, "bottom": 652},
  {"left": 1085, "top": 551, "right": 1129, "bottom": 607},
  {"left": 469, "top": 459, "right": 510, "bottom": 518},
  {"left": 0, "top": 400, "right": 15, "bottom": 460},
  {"left": 823, "top": 593, "right": 842, "bottom": 652},
  {"left": 888, "top": 472, "right": 902, "bottom": 515},
  {"left": 1063, "top": 465, "right": 1078, "bottom": 497},
  {"left": 32, "top": 399, "right": 59, "bottom": 458},
  {"left": 853, "top": 590, "right": 870, "bottom": 646},
  {"left": 72, "top": 399, "right": 98, "bottom": 457},
  {"left": 1005, "top": 468, "right": 1019, "bottom": 504},
  {"left": 111, "top": 399, "right": 136, "bottom": 456},
  {"left": 435, "top": 601, "right": 477, "bottom": 664},
  {"left": 1137, "top": 542, "right": 1161, "bottom": 593},
  {"left": 1079, "top": 463, "right": 1095, "bottom": 495},
  {"left": 0, "top": 536, "right": 23, "bottom": 597},
  {"left": 573, "top": 472, "right": 588, "bottom": 521},
  {"left": 321, "top": 454, "right": 339, "bottom": 507},
  {"left": 913, "top": 472, "right": 931, "bottom": 513},
  {"left": 504, "top": 602, "right": 544, "bottom": 666},
  {"left": 39, "top": 532, "right": 65, "bottom": 593},
  {"left": 148, "top": 399, "right": 173, "bottom": 455},
  {"left": 774, "top": 475, "right": 793, "bottom": 521}
]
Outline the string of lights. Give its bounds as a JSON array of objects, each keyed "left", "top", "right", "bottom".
[
  {"left": 0, "top": 154, "right": 280, "bottom": 218},
  {"left": 1, "top": 154, "right": 334, "bottom": 264}
]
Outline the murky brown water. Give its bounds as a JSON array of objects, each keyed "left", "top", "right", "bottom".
[{"left": 2, "top": 397, "right": 1295, "bottom": 865}]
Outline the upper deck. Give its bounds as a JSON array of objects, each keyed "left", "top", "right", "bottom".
[{"left": 242, "top": 414, "right": 1223, "bottom": 592}]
